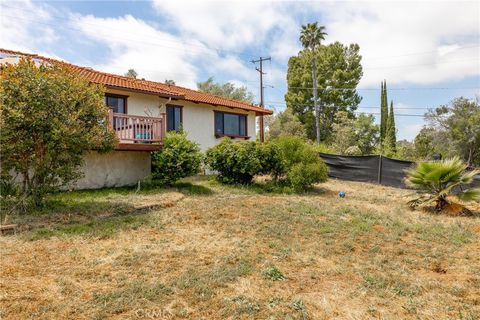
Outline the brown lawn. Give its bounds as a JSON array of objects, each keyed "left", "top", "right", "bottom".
[{"left": 1, "top": 178, "right": 479, "bottom": 319}]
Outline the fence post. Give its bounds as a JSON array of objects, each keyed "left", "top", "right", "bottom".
[{"left": 377, "top": 155, "right": 383, "bottom": 184}]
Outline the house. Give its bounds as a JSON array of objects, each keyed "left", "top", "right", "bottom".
[{"left": 0, "top": 49, "right": 273, "bottom": 189}]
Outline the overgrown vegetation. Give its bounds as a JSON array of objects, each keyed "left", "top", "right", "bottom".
[
  {"left": 151, "top": 131, "right": 202, "bottom": 185},
  {"left": 406, "top": 157, "right": 480, "bottom": 212},
  {"left": 0, "top": 57, "right": 116, "bottom": 206}
]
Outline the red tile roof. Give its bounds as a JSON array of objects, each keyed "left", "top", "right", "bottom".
[{"left": 0, "top": 48, "right": 272, "bottom": 115}]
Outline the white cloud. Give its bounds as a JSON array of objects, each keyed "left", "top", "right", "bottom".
[
  {"left": 69, "top": 14, "right": 207, "bottom": 87},
  {"left": 314, "top": 1, "right": 480, "bottom": 86},
  {"left": 0, "top": 0, "right": 59, "bottom": 55}
]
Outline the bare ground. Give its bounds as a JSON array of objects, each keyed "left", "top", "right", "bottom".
[{"left": 1, "top": 178, "right": 479, "bottom": 319}]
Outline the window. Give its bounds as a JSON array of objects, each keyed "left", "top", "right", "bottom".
[
  {"left": 105, "top": 94, "right": 127, "bottom": 114},
  {"left": 167, "top": 105, "right": 183, "bottom": 132},
  {"left": 214, "top": 112, "right": 247, "bottom": 137}
]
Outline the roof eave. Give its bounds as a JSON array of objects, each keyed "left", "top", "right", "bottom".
[{"left": 105, "top": 85, "right": 184, "bottom": 99}]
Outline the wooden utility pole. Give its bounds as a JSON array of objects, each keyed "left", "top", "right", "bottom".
[{"left": 251, "top": 56, "right": 271, "bottom": 142}]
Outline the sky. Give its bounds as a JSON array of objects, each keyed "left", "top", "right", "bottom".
[{"left": 1, "top": 0, "right": 479, "bottom": 141}]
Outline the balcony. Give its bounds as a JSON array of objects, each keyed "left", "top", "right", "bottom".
[{"left": 108, "top": 110, "right": 165, "bottom": 151}]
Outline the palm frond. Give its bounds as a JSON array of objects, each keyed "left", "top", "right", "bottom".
[{"left": 457, "top": 188, "right": 480, "bottom": 202}]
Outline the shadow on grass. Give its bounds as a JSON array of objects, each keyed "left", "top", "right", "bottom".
[
  {"left": 2, "top": 197, "right": 153, "bottom": 240},
  {"left": 1, "top": 179, "right": 213, "bottom": 240},
  {"left": 173, "top": 181, "right": 214, "bottom": 196},
  {"left": 207, "top": 177, "right": 328, "bottom": 196}
]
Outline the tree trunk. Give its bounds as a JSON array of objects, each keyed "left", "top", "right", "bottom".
[
  {"left": 311, "top": 54, "right": 320, "bottom": 144},
  {"left": 435, "top": 195, "right": 448, "bottom": 212}
]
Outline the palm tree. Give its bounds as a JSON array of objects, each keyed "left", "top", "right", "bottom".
[
  {"left": 405, "top": 157, "right": 480, "bottom": 212},
  {"left": 299, "top": 22, "right": 327, "bottom": 144}
]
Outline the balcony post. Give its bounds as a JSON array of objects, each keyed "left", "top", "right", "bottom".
[
  {"left": 160, "top": 112, "right": 166, "bottom": 141},
  {"left": 108, "top": 108, "right": 114, "bottom": 130}
]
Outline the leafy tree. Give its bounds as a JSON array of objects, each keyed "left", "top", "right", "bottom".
[
  {"left": 406, "top": 157, "right": 480, "bottom": 212},
  {"left": 151, "top": 131, "right": 202, "bottom": 186},
  {"left": 165, "top": 79, "right": 176, "bottom": 85},
  {"left": 425, "top": 97, "right": 480, "bottom": 167},
  {"left": 299, "top": 22, "right": 328, "bottom": 144},
  {"left": 330, "top": 112, "right": 379, "bottom": 155},
  {"left": 380, "top": 80, "right": 389, "bottom": 143},
  {"left": 124, "top": 69, "right": 138, "bottom": 79},
  {"left": 0, "top": 58, "right": 117, "bottom": 205},
  {"left": 383, "top": 100, "right": 397, "bottom": 156},
  {"left": 197, "top": 77, "right": 254, "bottom": 104},
  {"left": 267, "top": 108, "right": 306, "bottom": 140},
  {"left": 285, "top": 41, "right": 363, "bottom": 141},
  {"left": 414, "top": 127, "right": 443, "bottom": 159}
]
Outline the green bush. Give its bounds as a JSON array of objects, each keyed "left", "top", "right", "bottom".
[
  {"left": 205, "top": 139, "right": 261, "bottom": 184},
  {"left": 257, "top": 141, "right": 284, "bottom": 179},
  {"left": 151, "top": 131, "right": 202, "bottom": 185},
  {"left": 205, "top": 136, "right": 328, "bottom": 191},
  {"left": 274, "top": 136, "right": 329, "bottom": 191}
]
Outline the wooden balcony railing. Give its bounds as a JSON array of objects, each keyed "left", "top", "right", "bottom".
[{"left": 108, "top": 110, "right": 165, "bottom": 145}]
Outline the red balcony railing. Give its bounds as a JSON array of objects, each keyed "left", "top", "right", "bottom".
[{"left": 108, "top": 110, "right": 165, "bottom": 145}]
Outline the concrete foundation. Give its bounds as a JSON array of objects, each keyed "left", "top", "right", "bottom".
[{"left": 74, "top": 151, "right": 151, "bottom": 189}]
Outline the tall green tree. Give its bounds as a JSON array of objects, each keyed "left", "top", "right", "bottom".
[
  {"left": 299, "top": 22, "right": 327, "bottom": 144},
  {"left": 285, "top": 42, "right": 363, "bottom": 141},
  {"left": 380, "top": 80, "right": 389, "bottom": 143},
  {"left": 197, "top": 77, "right": 254, "bottom": 104},
  {"left": 0, "top": 58, "right": 117, "bottom": 205},
  {"left": 383, "top": 100, "right": 397, "bottom": 156}
]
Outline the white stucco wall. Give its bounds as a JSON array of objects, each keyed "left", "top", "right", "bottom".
[
  {"left": 106, "top": 89, "right": 258, "bottom": 151},
  {"left": 73, "top": 151, "right": 151, "bottom": 189}
]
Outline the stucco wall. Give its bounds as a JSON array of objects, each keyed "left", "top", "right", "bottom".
[
  {"left": 74, "top": 151, "right": 151, "bottom": 189},
  {"left": 106, "top": 89, "right": 258, "bottom": 151}
]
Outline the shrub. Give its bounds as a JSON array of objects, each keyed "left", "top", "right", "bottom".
[
  {"left": 0, "top": 58, "right": 116, "bottom": 206},
  {"left": 151, "top": 131, "right": 202, "bottom": 185},
  {"left": 405, "top": 157, "right": 480, "bottom": 211},
  {"left": 205, "top": 136, "right": 328, "bottom": 191},
  {"left": 257, "top": 141, "right": 284, "bottom": 179},
  {"left": 274, "top": 136, "right": 329, "bottom": 191},
  {"left": 205, "top": 139, "right": 261, "bottom": 184}
]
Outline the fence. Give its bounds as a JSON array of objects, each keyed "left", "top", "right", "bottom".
[{"left": 320, "top": 153, "right": 480, "bottom": 189}]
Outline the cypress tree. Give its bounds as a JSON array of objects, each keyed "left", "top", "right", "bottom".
[
  {"left": 380, "top": 80, "right": 389, "bottom": 143},
  {"left": 384, "top": 100, "right": 397, "bottom": 156}
]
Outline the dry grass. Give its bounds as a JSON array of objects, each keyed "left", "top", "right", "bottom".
[{"left": 1, "top": 178, "right": 479, "bottom": 319}]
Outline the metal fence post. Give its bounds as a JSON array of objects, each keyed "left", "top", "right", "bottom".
[{"left": 377, "top": 155, "right": 383, "bottom": 184}]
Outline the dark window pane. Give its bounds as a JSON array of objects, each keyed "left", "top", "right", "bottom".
[
  {"left": 174, "top": 107, "right": 181, "bottom": 131},
  {"left": 215, "top": 112, "right": 223, "bottom": 134},
  {"left": 105, "top": 95, "right": 125, "bottom": 113},
  {"left": 167, "top": 106, "right": 175, "bottom": 131},
  {"left": 224, "top": 113, "right": 240, "bottom": 136},
  {"left": 167, "top": 105, "right": 182, "bottom": 132},
  {"left": 239, "top": 115, "right": 246, "bottom": 136}
]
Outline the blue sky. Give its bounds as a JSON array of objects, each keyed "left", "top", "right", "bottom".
[{"left": 1, "top": 0, "right": 479, "bottom": 140}]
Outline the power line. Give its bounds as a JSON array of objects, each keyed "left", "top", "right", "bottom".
[
  {"left": 3, "top": 4, "right": 479, "bottom": 69},
  {"left": 266, "top": 102, "right": 435, "bottom": 110},
  {"left": 279, "top": 86, "right": 480, "bottom": 91}
]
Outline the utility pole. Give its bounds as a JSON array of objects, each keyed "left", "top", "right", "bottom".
[{"left": 251, "top": 56, "right": 271, "bottom": 142}]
